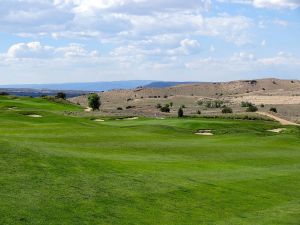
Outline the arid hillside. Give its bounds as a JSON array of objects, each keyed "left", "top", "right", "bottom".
[{"left": 70, "top": 78, "right": 300, "bottom": 123}]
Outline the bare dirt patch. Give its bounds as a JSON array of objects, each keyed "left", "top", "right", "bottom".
[{"left": 257, "top": 112, "right": 299, "bottom": 126}]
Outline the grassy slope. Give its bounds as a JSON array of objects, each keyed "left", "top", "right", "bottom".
[{"left": 0, "top": 96, "right": 300, "bottom": 225}]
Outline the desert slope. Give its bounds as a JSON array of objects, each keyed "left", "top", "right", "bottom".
[{"left": 70, "top": 78, "right": 300, "bottom": 123}]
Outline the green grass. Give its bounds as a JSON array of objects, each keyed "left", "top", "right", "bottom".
[{"left": 0, "top": 96, "right": 300, "bottom": 225}]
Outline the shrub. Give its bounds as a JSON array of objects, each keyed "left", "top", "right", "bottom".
[
  {"left": 197, "top": 100, "right": 204, "bottom": 106},
  {"left": 178, "top": 107, "right": 184, "bottom": 118},
  {"left": 117, "top": 107, "right": 123, "bottom": 110},
  {"left": 126, "top": 106, "right": 133, "bottom": 109},
  {"left": 222, "top": 107, "right": 233, "bottom": 114},
  {"left": 88, "top": 93, "right": 101, "bottom": 111},
  {"left": 156, "top": 103, "right": 162, "bottom": 109},
  {"left": 181, "top": 104, "right": 186, "bottom": 108},
  {"left": 197, "top": 110, "right": 201, "bottom": 115},
  {"left": 0, "top": 92, "right": 9, "bottom": 96},
  {"left": 241, "top": 101, "right": 253, "bottom": 107},
  {"left": 169, "top": 102, "right": 173, "bottom": 107},
  {"left": 205, "top": 100, "right": 223, "bottom": 108},
  {"left": 260, "top": 104, "right": 265, "bottom": 108},
  {"left": 164, "top": 95, "right": 168, "bottom": 98},
  {"left": 246, "top": 105, "right": 258, "bottom": 112},
  {"left": 160, "top": 105, "right": 170, "bottom": 113},
  {"left": 56, "top": 92, "right": 66, "bottom": 100},
  {"left": 270, "top": 107, "right": 277, "bottom": 113},
  {"left": 126, "top": 98, "right": 133, "bottom": 102}
]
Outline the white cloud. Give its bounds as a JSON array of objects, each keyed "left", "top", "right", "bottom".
[
  {"left": 5, "top": 42, "right": 100, "bottom": 60},
  {"left": 253, "top": 0, "right": 300, "bottom": 9},
  {"left": 218, "top": 0, "right": 300, "bottom": 9}
]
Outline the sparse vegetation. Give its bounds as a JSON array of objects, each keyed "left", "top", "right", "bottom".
[
  {"left": 117, "top": 107, "right": 123, "bottom": 110},
  {"left": 205, "top": 100, "right": 223, "bottom": 108},
  {"left": 156, "top": 103, "right": 162, "bottom": 109},
  {"left": 241, "top": 101, "right": 253, "bottom": 107},
  {"left": 222, "top": 106, "right": 233, "bottom": 114},
  {"left": 246, "top": 105, "right": 258, "bottom": 112}
]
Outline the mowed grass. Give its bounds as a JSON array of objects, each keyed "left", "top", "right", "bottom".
[{"left": 0, "top": 96, "right": 300, "bottom": 225}]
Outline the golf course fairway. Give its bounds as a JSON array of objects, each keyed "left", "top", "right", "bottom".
[{"left": 1, "top": 96, "right": 300, "bottom": 225}]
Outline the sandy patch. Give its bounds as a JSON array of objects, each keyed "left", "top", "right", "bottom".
[
  {"left": 257, "top": 112, "right": 299, "bottom": 126},
  {"left": 27, "top": 114, "right": 43, "bottom": 118},
  {"left": 195, "top": 130, "right": 214, "bottom": 136},
  {"left": 234, "top": 96, "right": 300, "bottom": 105},
  {"left": 94, "top": 119, "right": 105, "bottom": 122},
  {"left": 126, "top": 117, "right": 139, "bottom": 120},
  {"left": 268, "top": 128, "right": 287, "bottom": 133},
  {"left": 85, "top": 107, "right": 92, "bottom": 112}
]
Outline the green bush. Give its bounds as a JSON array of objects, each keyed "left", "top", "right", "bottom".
[
  {"left": 222, "top": 107, "right": 233, "bottom": 114},
  {"left": 160, "top": 105, "right": 170, "bottom": 113},
  {"left": 88, "top": 94, "right": 101, "bottom": 111},
  {"left": 56, "top": 92, "right": 66, "bottom": 100},
  {"left": 178, "top": 107, "right": 184, "bottom": 118},
  {"left": 246, "top": 105, "right": 258, "bottom": 112},
  {"left": 270, "top": 107, "right": 277, "bottom": 113},
  {"left": 156, "top": 103, "right": 162, "bottom": 109},
  {"left": 241, "top": 101, "right": 253, "bottom": 107}
]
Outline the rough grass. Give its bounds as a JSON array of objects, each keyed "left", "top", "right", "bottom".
[{"left": 0, "top": 96, "right": 300, "bottom": 225}]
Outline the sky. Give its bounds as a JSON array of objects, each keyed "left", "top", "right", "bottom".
[{"left": 0, "top": 0, "right": 300, "bottom": 84}]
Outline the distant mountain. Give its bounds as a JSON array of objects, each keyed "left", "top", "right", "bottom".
[
  {"left": 0, "top": 80, "right": 155, "bottom": 92},
  {"left": 144, "top": 81, "right": 198, "bottom": 88}
]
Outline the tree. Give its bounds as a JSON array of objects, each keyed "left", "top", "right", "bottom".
[
  {"left": 178, "top": 107, "right": 184, "bottom": 118},
  {"left": 56, "top": 92, "right": 66, "bottom": 100},
  {"left": 222, "top": 107, "right": 233, "bottom": 114},
  {"left": 88, "top": 93, "right": 101, "bottom": 111}
]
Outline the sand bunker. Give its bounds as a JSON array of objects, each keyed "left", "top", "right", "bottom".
[
  {"left": 94, "top": 119, "right": 105, "bottom": 122},
  {"left": 27, "top": 114, "right": 43, "bottom": 118},
  {"left": 126, "top": 117, "right": 139, "bottom": 120},
  {"left": 85, "top": 107, "right": 92, "bottom": 112},
  {"left": 195, "top": 130, "right": 214, "bottom": 136},
  {"left": 268, "top": 128, "right": 287, "bottom": 133},
  {"left": 8, "top": 107, "right": 17, "bottom": 110}
]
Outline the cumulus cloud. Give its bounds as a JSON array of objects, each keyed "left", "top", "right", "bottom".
[{"left": 5, "top": 42, "right": 100, "bottom": 60}]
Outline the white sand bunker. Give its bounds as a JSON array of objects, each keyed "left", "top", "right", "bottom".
[
  {"left": 195, "top": 130, "right": 214, "bottom": 136},
  {"left": 126, "top": 117, "right": 139, "bottom": 120},
  {"left": 27, "top": 114, "right": 43, "bottom": 118},
  {"left": 268, "top": 128, "right": 287, "bottom": 133},
  {"left": 94, "top": 119, "right": 105, "bottom": 122},
  {"left": 85, "top": 107, "right": 92, "bottom": 112},
  {"left": 8, "top": 107, "right": 17, "bottom": 110}
]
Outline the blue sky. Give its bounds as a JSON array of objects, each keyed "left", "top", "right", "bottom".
[{"left": 0, "top": 0, "right": 299, "bottom": 84}]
